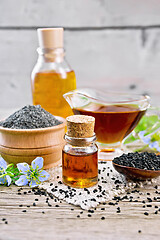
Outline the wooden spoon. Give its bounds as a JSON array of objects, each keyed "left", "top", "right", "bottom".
[{"left": 112, "top": 161, "right": 160, "bottom": 180}]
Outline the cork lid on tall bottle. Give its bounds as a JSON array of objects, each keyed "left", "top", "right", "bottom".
[
  {"left": 37, "top": 28, "right": 63, "bottom": 49},
  {"left": 66, "top": 115, "right": 95, "bottom": 138}
]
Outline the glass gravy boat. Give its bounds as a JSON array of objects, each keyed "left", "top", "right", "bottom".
[{"left": 64, "top": 88, "right": 150, "bottom": 159}]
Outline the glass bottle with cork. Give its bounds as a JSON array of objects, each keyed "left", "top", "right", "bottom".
[
  {"left": 31, "top": 28, "right": 76, "bottom": 118},
  {"left": 62, "top": 115, "right": 98, "bottom": 188}
]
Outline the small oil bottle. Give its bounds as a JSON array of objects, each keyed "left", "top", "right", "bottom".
[
  {"left": 62, "top": 115, "right": 98, "bottom": 188},
  {"left": 31, "top": 28, "right": 76, "bottom": 118}
]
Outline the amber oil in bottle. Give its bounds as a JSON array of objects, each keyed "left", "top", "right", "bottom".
[
  {"left": 62, "top": 115, "right": 98, "bottom": 188},
  {"left": 31, "top": 28, "right": 76, "bottom": 118}
]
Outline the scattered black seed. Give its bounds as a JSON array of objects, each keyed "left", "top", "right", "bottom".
[
  {"left": 154, "top": 185, "right": 158, "bottom": 189},
  {"left": 2, "top": 218, "right": 6, "bottom": 221},
  {"left": 0, "top": 105, "right": 62, "bottom": 129},
  {"left": 91, "top": 198, "right": 96, "bottom": 202},
  {"left": 147, "top": 193, "right": 150, "bottom": 195},
  {"left": 22, "top": 210, "right": 27, "bottom": 213},
  {"left": 146, "top": 205, "right": 152, "bottom": 207},
  {"left": 42, "top": 211, "right": 45, "bottom": 214},
  {"left": 142, "top": 205, "right": 145, "bottom": 208},
  {"left": 138, "top": 230, "right": 142, "bottom": 233},
  {"left": 4, "top": 221, "right": 8, "bottom": 224},
  {"left": 80, "top": 211, "right": 83, "bottom": 214},
  {"left": 19, "top": 205, "right": 23, "bottom": 207},
  {"left": 147, "top": 198, "right": 152, "bottom": 202},
  {"left": 142, "top": 200, "right": 145, "bottom": 204},
  {"left": 101, "top": 208, "right": 105, "bottom": 210},
  {"left": 35, "top": 199, "right": 39, "bottom": 201},
  {"left": 102, "top": 181, "right": 107, "bottom": 184},
  {"left": 33, "top": 203, "right": 36, "bottom": 206},
  {"left": 55, "top": 205, "right": 59, "bottom": 207},
  {"left": 93, "top": 189, "right": 97, "bottom": 193},
  {"left": 28, "top": 191, "right": 31, "bottom": 193},
  {"left": 18, "top": 193, "right": 21, "bottom": 195},
  {"left": 77, "top": 215, "right": 80, "bottom": 218},
  {"left": 144, "top": 212, "right": 149, "bottom": 216},
  {"left": 101, "top": 217, "right": 105, "bottom": 220},
  {"left": 113, "top": 152, "right": 160, "bottom": 171},
  {"left": 108, "top": 202, "right": 115, "bottom": 206},
  {"left": 23, "top": 192, "right": 27, "bottom": 195},
  {"left": 155, "top": 206, "right": 158, "bottom": 208},
  {"left": 27, "top": 206, "right": 30, "bottom": 208},
  {"left": 88, "top": 210, "right": 94, "bottom": 213},
  {"left": 50, "top": 183, "right": 53, "bottom": 186},
  {"left": 155, "top": 211, "right": 158, "bottom": 214},
  {"left": 88, "top": 214, "right": 92, "bottom": 217}
]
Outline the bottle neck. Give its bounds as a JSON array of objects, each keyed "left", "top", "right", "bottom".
[
  {"left": 64, "top": 134, "right": 96, "bottom": 147},
  {"left": 37, "top": 47, "right": 65, "bottom": 63}
]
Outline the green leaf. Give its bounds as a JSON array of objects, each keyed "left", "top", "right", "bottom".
[
  {"left": 150, "top": 131, "right": 160, "bottom": 142},
  {"left": 134, "top": 115, "right": 159, "bottom": 133},
  {"left": 125, "top": 114, "right": 160, "bottom": 145}
]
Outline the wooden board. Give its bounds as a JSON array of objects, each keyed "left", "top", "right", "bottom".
[{"left": 0, "top": 184, "right": 160, "bottom": 240}]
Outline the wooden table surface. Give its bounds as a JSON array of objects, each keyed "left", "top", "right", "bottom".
[{"left": 0, "top": 181, "right": 160, "bottom": 240}]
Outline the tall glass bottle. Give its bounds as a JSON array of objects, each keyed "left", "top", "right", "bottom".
[{"left": 31, "top": 28, "right": 76, "bottom": 118}]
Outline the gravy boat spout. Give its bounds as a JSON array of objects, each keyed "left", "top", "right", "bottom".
[{"left": 63, "top": 89, "right": 94, "bottom": 110}]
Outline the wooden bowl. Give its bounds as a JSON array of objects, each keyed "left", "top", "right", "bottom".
[
  {"left": 112, "top": 161, "right": 160, "bottom": 180},
  {"left": 0, "top": 117, "right": 66, "bottom": 169}
]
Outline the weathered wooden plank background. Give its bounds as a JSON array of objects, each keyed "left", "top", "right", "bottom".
[{"left": 0, "top": 0, "right": 160, "bottom": 108}]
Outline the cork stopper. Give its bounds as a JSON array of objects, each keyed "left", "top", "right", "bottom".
[
  {"left": 66, "top": 115, "right": 95, "bottom": 138},
  {"left": 37, "top": 28, "right": 63, "bottom": 49}
]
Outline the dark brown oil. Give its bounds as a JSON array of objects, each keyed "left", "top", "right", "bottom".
[
  {"left": 62, "top": 150, "right": 98, "bottom": 188},
  {"left": 73, "top": 104, "right": 146, "bottom": 144}
]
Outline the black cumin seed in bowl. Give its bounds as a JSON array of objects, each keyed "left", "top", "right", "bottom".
[
  {"left": 0, "top": 105, "right": 62, "bottom": 129},
  {"left": 112, "top": 152, "right": 160, "bottom": 180}
]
